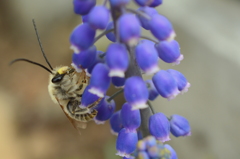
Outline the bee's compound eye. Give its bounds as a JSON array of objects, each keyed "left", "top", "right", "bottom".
[{"left": 52, "top": 74, "right": 65, "bottom": 83}]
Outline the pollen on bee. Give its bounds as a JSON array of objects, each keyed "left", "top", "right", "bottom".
[{"left": 57, "top": 66, "right": 69, "bottom": 74}]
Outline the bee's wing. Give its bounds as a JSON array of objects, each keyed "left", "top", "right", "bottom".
[{"left": 55, "top": 98, "right": 88, "bottom": 133}]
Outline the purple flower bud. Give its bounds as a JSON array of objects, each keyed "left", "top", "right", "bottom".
[
  {"left": 147, "top": 145, "right": 159, "bottom": 158},
  {"left": 149, "top": 112, "right": 170, "bottom": 142},
  {"left": 110, "top": 110, "right": 123, "bottom": 135},
  {"left": 121, "top": 103, "right": 141, "bottom": 131},
  {"left": 116, "top": 128, "right": 138, "bottom": 158},
  {"left": 152, "top": 70, "right": 180, "bottom": 100},
  {"left": 137, "top": 151, "right": 150, "bottom": 159},
  {"left": 155, "top": 40, "right": 183, "bottom": 65},
  {"left": 137, "top": 7, "right": 158, "bottom": 30},
  {"left": 88, "top": 6, "right": 110, "bottom": 30},
  {"left": 135, "top": 40, "right": 159, "bottom": 74},
  {"left": 79, "top": 85, "right": 100, "bottom": 109},
  {"left": 124, "top": 76, "right": 149, "bottom": 110},
  {"left": 164, "top": 144, "right": 178, "bottom": 159},
  {"left": 70, "top": 23, "right": 96, "bottom": 53},
  {"left": 88, "top": 63, "right": 111, "bottom": 98},
  {"left": 149, "top": 14, "right": 175, "bottom": 41},
  {"left": 145, "top": 80, "right": 159, "bottom": 101},
  {"left": 167, "top": 69, "right": 190, "bottom": 93},
  {"left": 109, "top": 0, "right": 130, "bottom": 7},
  {"left": 94, "top": 96, "right": 115, "bottom": 124},
  {"left": 137, "top": 140, "right": 147, "bottom": 151},
  {"left": 112, "top": 77, "right": 125, "bottom": 88},
  {"left": 149, "top": 0, "right": 162, "bottom": 7},
  {"left": 73, "top": 0, "right": 96, "bottom": 15},
  {"left": 105, "top": 21, "right": 116, "bottom": 42},
  {"left": 145, "top": 136, "right": 157, "bottom": 147},
  {"left": 71, "top": 45, "right": 97, "bottom": 71},
  {"left": 170, "top": 114, "right": 191, "bottom": 137},
  {"left": 106, "top": 43, "right": 129, "bottom": 77},
  {"left": 134, "top": 0, "right": 153, "bottom": 6},
  {"left": 118, "top": 14, "right": 141, "bottom": 46},
  {"left": 87, "top": 50, "right": 105, "bottom": 74}
]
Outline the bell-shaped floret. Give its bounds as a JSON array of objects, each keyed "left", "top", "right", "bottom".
[
  {"left": 149, "top": 0, "right": 163, "bottom": 7},
  {"left": 73, "top": 0, "right": 96, "bottom": 15},
  {"left": 109, "top": 0, "right": 130, "bottom": 7},
  {"left": 121, "top": 103, "right": 141, "bottom": 131},
  {"left": 71, "top": 45, "right": 97, "bottom": 72},
  {"left": 79, "top": 85, "right": 100, "bottom": 109},
  {"left": 124, "top": 76, "right": 149, "bottom": 110},
  {"left": 116, "top": 128, "right": 138, "bottom": 158},
  {"left": 164, "top": 144, "right": 178, "bottom": 159},
  {"left": 118, "top": 14, "right": 141, "bottom": 46},
  {"left": 94, "top": 96, "right": 115, "bottom": 124},
  {"left": 149, "top": 112, "right": 170, "bottom": 142},
  {"left": 170, "top": 114, "right": 191, "bottom": 137},
  {"left": 152, "top": 70, "right": 180, "bottom": 100},
  {"left": 167, "top": 69, "right": 190, "bottom": 93},
  {"left": 88, "top": 63, "right": 111, "bottom": 98},
  {"left": 105, "top": 21, "right": 116, "bottom": 42},
  {"left": 149, "top": 14, "right": 175, "bottom": 41},
  {"left": 70, "top": 23, "right": 96, "bottom": 53},
  {"left": 110, "top": 110, "right": 123, "bottom": 135},
  {"left": 106, "top": 43, "right": 129, "bottom": 77},
  {"left": 137, "top": 7, "right": 158, "bottom": 30},
  {"left": 145, "top": 80, "right": 159, "bottom": 101},
  {"left": 155, "top": 40, "right": 183, "bottom": 65},
  {"left": 135, "top": 40, "right": 159, "bottom": 74},
  {"left": 88, "top": 5, "right": 110, "bottom": 30}
]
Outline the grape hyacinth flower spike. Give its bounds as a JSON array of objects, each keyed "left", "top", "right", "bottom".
[{"left": 69, "top": 0, "right": 192, "bottom": 158}]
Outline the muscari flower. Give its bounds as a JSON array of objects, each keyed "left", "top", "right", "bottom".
[
  {"left": 118, "top": 13, "right": 141, "bottom": 46},
  {"left": 110, "top": 110, "right": 124, "bottom": 135},
  {"left": 109, "top": 0, "right": 130, "bottom": 7},
  {"left": 155, "top": 40, "right": 183, "bottom": 65},
  {"left": 149, "top": 0, "right": 163, "bottom": 7},
  {"left": 87, "top": 50, "right": 105, "bottom": 75},
  {"left": 149, "top": 14, "right": 175, "bottom": 41},
  {"left": 149, "top": 112, "right": 170, "bottom": 142},
  {"left": 79, "top": 85, "right": 100, "bottom": 109},
  {"left": 124, "top": 76, "right": 149, "bottom": 110},
  {"left": 87, "top": 5, "right": 110, "bottom": 30},
  {"left": 116, "top": 128, "right": 138, "bottom": 158},
  {"left": 71, "top": 45, "right": 97, "bottom": 72},
  {"left": 70, "top": 23, "right": 96, "bottom": 53},
  {"left": 88, "top": 63, "right": 111, "bottom": 98},
  {"left": 167, "top": 69, "right": 190, "bottom": 93},
  {"left": 170, "top": 114, "right": 191, "bottom": 137},
  {"left": 73, "top": 0, "right": 96, "bottom": 15},
  {"left": 106, "top": 43, "right": 129, "bottom": 78},
  {"left": 152, "top": 70, "right": 180, "bottom": 100},
  {"left": 135, "top": 39, "right": 159, "bottom": 75},
  {"left": 137, "top": 6, "right": 158, "bottom": 30},
  {"left": 121, "top": 102, "right": 141, "bottom": 131},
  {"left": 94, "top": 96, "right": 116, "bottom": 124},
  {"left": 164, "top": 144, "right": 178, "bottom": 159}
]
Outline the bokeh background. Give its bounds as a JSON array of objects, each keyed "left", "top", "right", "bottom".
[{"left": 1, "top": 0, "right": 240, "bottom": 159}]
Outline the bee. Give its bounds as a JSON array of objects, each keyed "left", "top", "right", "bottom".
[{"left": 10, "top": 19, "right": 101, "bottom": 131}]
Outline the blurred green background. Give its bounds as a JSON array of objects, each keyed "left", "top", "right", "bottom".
[{"left": 1, "top": 0, "right": 240, "bottom": 159}]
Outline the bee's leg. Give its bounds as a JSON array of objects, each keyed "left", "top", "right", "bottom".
[{"left": 87, "top": 97, "right": 103, "bottom": 109}]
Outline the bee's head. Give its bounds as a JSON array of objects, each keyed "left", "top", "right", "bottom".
[{"left": 51, "top": 66, "right": 74, "bottom": 83}]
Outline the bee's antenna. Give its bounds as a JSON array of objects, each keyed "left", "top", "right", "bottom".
[
  {"left": 32, "top": 19, "right": 53, "bottom": 70},
  {"left": 9, "top": 58, "right": 53, "bottom": 74}
]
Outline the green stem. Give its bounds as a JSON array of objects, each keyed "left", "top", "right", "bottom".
[{"left": 107, "top": 89, "right": 124, "bottom": 102}]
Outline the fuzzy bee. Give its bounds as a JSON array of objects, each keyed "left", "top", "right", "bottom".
[{"left": 10, "top": 19, "right": 100, "bottom": 131}]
